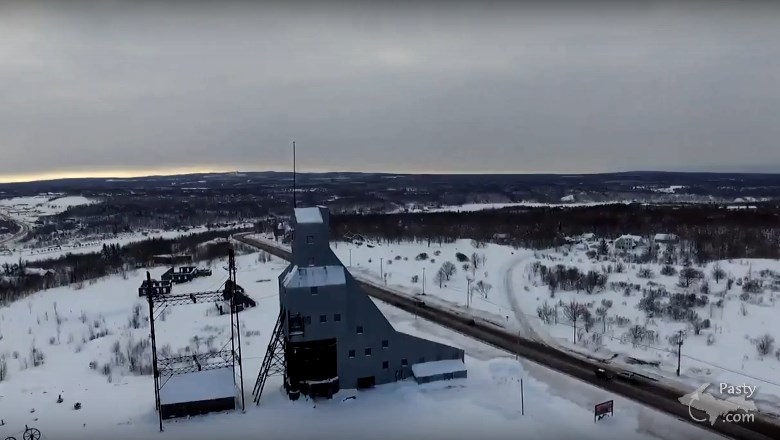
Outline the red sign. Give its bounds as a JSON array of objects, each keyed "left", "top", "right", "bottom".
[{"left": 594, "top": 400, "right": 614, "bottom": 422}]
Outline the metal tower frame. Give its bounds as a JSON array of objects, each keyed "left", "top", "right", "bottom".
[
  {"left": 146, "top": 249, "right": 246, "bottom": 432},
  {"left": 252, "top": 309, "right": 287, "bottom": 404}
]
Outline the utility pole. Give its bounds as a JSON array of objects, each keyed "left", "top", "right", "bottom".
[
  {"left": 520, "top": 378, "right": 525, "bottom": 416},
  {"left": 292, "top": 141, "right": 296, "bottom": 209},
  {"left": 349, "top": 249, "right": 352, "bottom": 267},
  {"left": 676, "top": 330, "right": 684, "bottom": 376},
  {"left": 422, "top": 268, "right": 426, "bottom": 294},
  {"left": 146, "top": 272, "right": 162, "bottom": 432},
  {"left": 467, "top": 277, "right": 473, "bottom": 308},
  {"left": 380, "top": 258, "right": 384, "bottom": 284}
]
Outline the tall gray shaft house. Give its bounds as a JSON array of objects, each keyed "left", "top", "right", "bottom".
[{"left": 277, "top": 206, "right": 465, "bottom": 398}]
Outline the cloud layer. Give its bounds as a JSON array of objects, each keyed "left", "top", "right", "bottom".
[{"left": 2, "top": 1, "right": 779, "bottom": 181}]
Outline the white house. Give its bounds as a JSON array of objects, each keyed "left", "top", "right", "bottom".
[{"left": 614, "top": 234, "right": 644, "bottom": 251}]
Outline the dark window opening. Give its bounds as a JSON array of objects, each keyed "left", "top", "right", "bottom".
[
  {"left": 401, "top": 359, "right": 408, "bottom": 367},
  {"left": 356, "top": 326, "right": 363, "bottom": 334},
  {"left": 334, "top": 313, "right": 341, "bottom": 322},
  {"left": 289, "top": 315, "right": 304, "bottom": 334},
  {"left": 382, "top": 361, "right": 389, "bottom": 369},
  {"left": 348, "top": 350, "right": 355, "bottom": 358},
  {"left": 365, "top": 348, "right": 372, "bottom": 356},
  {"left": 356, "top": 376, "right": 375, "bottom": 389},
  {"left": 320, "top": 315, "right": 327, "bottom": 323},
  {"left": 381, "top": 340, "right": 389, "bottom": 348},
  {"left": 311, "top": 286, "right": 318, "bottom": 295}
]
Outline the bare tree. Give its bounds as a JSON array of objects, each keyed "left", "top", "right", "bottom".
[
  {"left": 628, "top": 325, "right": 646, "bottom": 347},
  {"left": 470, "top": 253, "right": 486, "bottom": 271},
  {"left": 562, "top": 300, "right": 587, "bottom": 342},
  {"left": 755, "top": 334, "right": 775, "bottom": 356},
  {"left": 30, "top": 344, "right": 45, "bottom": 367},
  {"left": 679, "top": 266, "right": 702, "bottom": 288},
  {"left": 0, "top": 354, "right": 7, "bottom": 382},
  {"left": 595, "top": 306, "right": 608, "bottom": 332},
  {"left": 712, "top": 263, "right": 726, "bottom": 284},
  {"left": 472, "top": 280, "right": 492, "bottom": 298},
  {"left": 581, "top": 309, "right": 595, "bottom": 332},
  {"left": 536, "top": 302, "right": 556, "bottom": 324},
  {"left": 440, "top": 261, "right": 457, "bottom": 281},
  {"left": 690, "top": 316, "right": 705, "bottom": 335},
  {"left": 434, "top": 268, "right": 446, "bottom": 288}
]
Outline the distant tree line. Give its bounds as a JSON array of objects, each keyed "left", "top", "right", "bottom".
[{"left": 330, "top": 204, "right": 780, "bottom": 262}]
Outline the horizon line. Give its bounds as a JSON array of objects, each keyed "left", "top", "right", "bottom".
[{"left": 1, "top": 167, "right": 780, "bottom": 185}]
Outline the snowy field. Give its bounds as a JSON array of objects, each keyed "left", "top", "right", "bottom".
[
  {"left": 248, "top": 233, "right": 780, "bottom": 418},
  {"left": 0, "top": 192, "right": 254, "bottom": 265},
  {"left": 0, "top": 195, "right": 96, "bottom": 225},
  {"left": 0, "top": 250, "right": 720, "bottom": 440}
]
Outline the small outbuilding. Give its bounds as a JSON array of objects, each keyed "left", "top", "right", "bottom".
[
  {"left": 411, "top": 359, "right": 467, "bottom": 384},
  {"left": 653, "top": 233, "right": 679, "bottom": 245},
  {"left": 158, "top": 368, "right": 236, "bottom": 419}
]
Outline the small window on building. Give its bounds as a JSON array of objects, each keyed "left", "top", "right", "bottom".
[
  {"left": 304, "top": 316, "right": 311, "bottom": 325},
  {"left": 306, "top": 235, "right": 315, "bottom": 244},
  {"left": 381, "top": 340, "right": 389, "bottom": 348},
  {"left": 320, "top": 315, "right": 327, "bottom": 323},
  {"left": 365, "top": 348, "right": 372, "bottom": 356},
  {"left": 356, "top": 325, "right": 363, "bottom": 334},
  {"left": 382, "top": 361, "right": 389, "bottom": 369},
  {"left": 401, "top": 359, "right": 408, "bottom": 367},
  {"left": 334, "top": 313, "right": 341, "bottom": 322},
  {"left": 311, "top": 286, "right": 318, "bottom": 295},
  {"left": 348, "top": 350, "right": 355, "bottom": 358}
]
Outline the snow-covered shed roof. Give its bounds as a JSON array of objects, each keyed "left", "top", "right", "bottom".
[
  {"left": 411, "top": 359, "right": 466, "bottom": 378},
  {"left": 283, "top": 265, "right": 346, "bottom": 289},
  {"left": 615, "top": 234, "right": 643, "bottom": 242},
  {"left": 158, "top": 368, "right": 236, "bottom": 405},
  {"left": 294, "top": 207, "right": 323, "bottom": 224}
]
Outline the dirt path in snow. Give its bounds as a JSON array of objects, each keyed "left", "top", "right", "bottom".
[{"left": 501, "top": 252, "right": 554, "bottom": 346}]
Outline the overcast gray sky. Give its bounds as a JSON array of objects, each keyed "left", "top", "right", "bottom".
[{"left": 1, "top": 1, "right": 779, "bottom": 182}]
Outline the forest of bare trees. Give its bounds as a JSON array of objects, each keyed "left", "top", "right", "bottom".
[{"left": 330, "top": 204, "right": 780, "bottom": 262}]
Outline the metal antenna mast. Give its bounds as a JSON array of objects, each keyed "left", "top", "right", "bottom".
[{"left": 292, "top": 141, "right": 297, "bottom": 209}]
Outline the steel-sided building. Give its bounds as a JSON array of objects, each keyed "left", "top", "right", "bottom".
[{"left": 278, "top": 206, "right": 466, "bottom": 399}]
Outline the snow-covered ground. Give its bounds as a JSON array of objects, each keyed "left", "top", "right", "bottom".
[
  {"left": 0, "top": 195, "right": 96, "bottom": 225},
  {"left": 248, "top": 233, "right": 780, "bottom": 417},
  {"left": 0, "top": 251, "right": 720, "bottom": 439}
]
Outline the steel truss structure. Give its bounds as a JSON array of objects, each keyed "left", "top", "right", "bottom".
[
  {"left": 252, "top": 309, "right": 287, "bottom": 404},
  {"left": 146, "top": 249, "right": 245, "bottom": 431}
]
